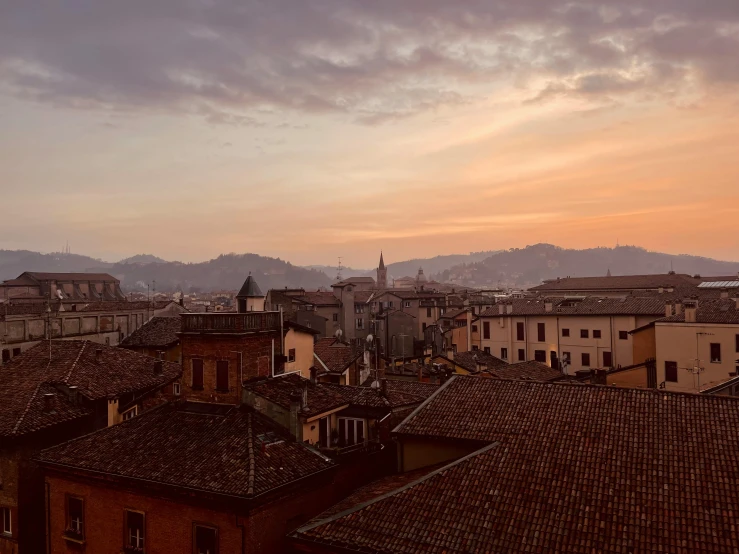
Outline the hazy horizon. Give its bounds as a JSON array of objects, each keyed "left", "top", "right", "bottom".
[{"left": 2, "top": 1, "right": 738, "bottom": 268}]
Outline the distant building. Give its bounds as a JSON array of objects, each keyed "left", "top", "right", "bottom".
[
  {"left": 0, "top": 272, "right": 126, "bottom": 303},
  {"left": 235, "top": 274, "right": 265, "bottom": 312},
  {"left": 120, "top": 316, "right": 182, "bottom": 362}
]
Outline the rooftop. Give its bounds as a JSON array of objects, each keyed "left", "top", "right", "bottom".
[
  {"left": 478, "top": 296, "right": 668, "bottom": 317},
  {"left": 236, "top": 274, "right": 264, "bottom": 298},
  {"left": 529, "top": 273, "right": 701, "bottom": 292},
  {"left": 243, "top": 374, "right": 349, "bottom": 418},
  {"left": 120, "top": 316, "right": 182, "bottom": 348},
  {"left": 658, "top": 298, "right": 739, "bottom": 325},
  {"left": 445, "top": 350, "right": 507, "bottom": 373},
  {"left": 488, "top": 360, "right": 563, "bottom": 381},
  {"left": 295, "top": 377, "right": 739, "bottom": 553},
  {"left": 37, "top": 402, "right": 334, "bottom": 500},
  {"left": 180, "top": 311, "right": 281, "bottom": 333},
  {"left": 0, "top": 341, "right": 181, "bottom": 438},
  {"left": 314, "top": 337, "right": 362, "bottom": 374}
]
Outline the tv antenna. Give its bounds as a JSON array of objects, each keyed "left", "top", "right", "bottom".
[
  {"left": 336, "top": 257, "right": 344, "bottom": 282},
  {"left": 679, "top": 331, "right": 715, "bottom": 391}
]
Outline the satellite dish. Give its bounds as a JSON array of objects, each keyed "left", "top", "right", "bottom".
[
  {"left": 366, "top": 334, "right": 374, "bottom": 343},
  {"left": 370, "top": 380, "right": 381, "bottom": 389},
  {"left": 335, "top": 329, "right": 343, "bottom": 339}
]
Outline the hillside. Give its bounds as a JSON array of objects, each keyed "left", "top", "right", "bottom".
[
  {"left": 380, "top": 251, "right": 499, "bottom": 280},
  {"left": 437, "top": 244, "right": 739, "bottom": 288},
  {"left": 118, "top": 254, "right": 168, "bottom": 265},
  {"left": 0, "top": 250, "right": 332, "bottom": 292}
]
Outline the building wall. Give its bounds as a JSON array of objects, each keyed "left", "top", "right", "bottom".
[
  {"left": 284, "top": 330, "right": 315, "bottom": 379},
  {"left": 181, "top": 331, "right": 281, "bottom": 404},
  {"left": 606, "top": 366, "right": 649, "bottom": 388},
  {"left": 398, "top": 437, "right": 480, "bottom": 472},
  {"left": 632, "top": 326, "right": 656, "bottom": 365},
  {"left": 655, "top": 323, "right": 739, "bottom": 393},
  {"left": 124, "top": 344, "right": 182, "bottom": 363}
]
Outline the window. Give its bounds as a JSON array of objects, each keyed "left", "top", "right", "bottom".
[
  {"left": 125, "top": 510, "right": 145, "bottom": 551},
  {"left": 422, "top": 323, "right": 427, "bottom": 332},
  {"left": 1, "top": 350, "right": 9, "bottom": 363},
  {"left": 665, "top": 361, "right": 678, "bottom": 382},
  {"left": 318, "top": 417, "right": 330, "bottom": 448},
  {"left": 581, "top": 353, "right": 591, "bottom": 367},
  {"left": 390, "top": 301, "right": 394, "bottom": 308},
  {"left": 355, "top": 318, "right": 364, "bottom": 330},
  {"left": 484, "top": 347, "right": 491, "bottom": 354},
  {"left": 192, "top": 359, "right": 204, "bottom": 390},
  {"left": 173, "top": 382, "right": 181, "bottom": 396},
  {"left": 593, "top": 330, "right": 602, "bottom": 339},
  {"left": 562, "top": 352, "right": 571, "bottom": 364},
  {"left": 603, "top": 351, "right": 613, "bottom": 367},
  {"left": 518, "top": 349, "right": 525, "bottom": 361},
  {"left": 501, "top": 348, "right": 508, "bottom": 360},
  {"left": 122, "top": 406, "right": 138, "bottom": 421},
  {"left": 332, "top": 313, "right": 338, "bottom": 322},
  {"left": 516, "top": 322, "right": 525, "bottom": 341},
  {"left": 471, "top": 325, "right": 478, "bottom": 333},
  {"left": 1, "top": 507, "right": 10, "bottom": 537},
  {"left": 580, "top": 329, "right": 589, "bottom": 339},
  {"left": 338, "top": 418, "right": 365, "bottom": 447},
  {"left": 562, "top": 328, "right": 570, "bottom": 337},
  {"left": 354, "top": 304, "right": 365, "bottom": 314},
  {"left": 66, "top": 496, "right": 84, "bottom": 539},
  {"left": 736, "top": 334, "right": 739, "bottom": 353},
  {"left": 534, "top": 350, "right": 546, "bottom": 363},
  {"left": 426, "top": 307, "right": 432, "bottom": 317},
  {"left": 193, "top": 524, "right": 218, "bottom": 554},
  {"left": 710, "top": 343, "right": 721, "bottom": 363},
  {"left": 216, "top": 360, "right": 229, "bottom": 392},
  {"left": 12, "top": 348, "right": 20, "bottom": 357},
  {"left": 472, "top": 345, "right": 479, "bottom": 351},
  {"left": 537, "top": 323, "right": 545, "bottom": 342},
  {"left": 288, "top": 348, "right": 296, "bottom": 363},
  {"left": 405, "top": 301, "right": 411, "bottom": 308},
  {"left": 483, "top": 321, "right": 490, "bottom": 340},
  {"left": 619, "top": 331, "right": 628, "bottom": 340}
]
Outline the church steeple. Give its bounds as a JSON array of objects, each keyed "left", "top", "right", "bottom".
[{"left": 377, "top": 252, "right": 387, "bottom": 290}]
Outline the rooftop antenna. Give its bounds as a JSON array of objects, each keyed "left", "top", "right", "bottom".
[{"left": 336, "top": 257, "right": 344, "bottom": 282}]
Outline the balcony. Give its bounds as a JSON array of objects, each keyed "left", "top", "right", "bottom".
[{"left": 181, "top": 312, "right": 281, "bottom": 334}]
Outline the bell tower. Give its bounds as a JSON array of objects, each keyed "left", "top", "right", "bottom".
[{"left": 377, "top": 252, "right": 387, "bottom": 290}]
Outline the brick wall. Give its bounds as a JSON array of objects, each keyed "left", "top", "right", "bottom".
[{"left": 181, "top": 331, "right": 282, "bottom": 404}]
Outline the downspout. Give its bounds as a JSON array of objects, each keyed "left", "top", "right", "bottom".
[
  {"left": 556, "top": 316, "right": 561, "bottom": 372},
  {"left": 271, "top": 339, "right": 275, "bottom": 377},
  {"left": 46, "top": 481, "right": 52, "bottom": 554},
  {"left": 610, "top": 316, "right": 614, "bottom": 368}
]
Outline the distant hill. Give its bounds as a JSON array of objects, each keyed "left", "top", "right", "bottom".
[
  {"left": 437, "top": 244, "right": 739, "bottom": 288},
  {"left": 118, "top": 254, "right": 168, "bottom": 265},
  {"left": 0, "top": 250, "right": 332, "bottom": 292},
  {"left": 304, "top": 265, "right": 370, "bottom": 280},
  {"left": 382, "top": 251, "right": 500, "bottom": 280}
]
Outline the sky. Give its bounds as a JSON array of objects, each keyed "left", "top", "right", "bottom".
[{"left": 1, "top": 1, "right": 738, "bottom": 268}]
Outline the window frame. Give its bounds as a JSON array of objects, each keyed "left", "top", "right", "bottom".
[
  {"left": 173, "top": 382, "right": 181, "bottom": 396},
  {"left": 288, "top": 348, "right": 296, "bottom": 363},
  {"left": 516, "top": 322, "right": 525, "bottom": 341},
  {"left": 581, "top": 352, "right": 591, "bottom": 367},
  {"left": 122, "top": 406, "right": 138, "bottom": 421},
  {"left": 537, "top": 322, "right": 545, "bottom": 342},
  {"left": 518, "top": 349, "right": 525, "bottom": 361},
  {"left": 501, "top": 347, "right": 508, "bottom": 360},
  {"left": 215, "top": 360, "right": 229, "bottom": 392},
  {"left": 580, "top": 329, "right": 589, "bottom": 339},
  {"left": 593, "top": 330, "right": 602, "bottom": 339},
  {"left": 124, "top": 509, "right": 146, "bottom": 551},
  {"left": 710, "top": 343, "right": 722, "bottom": 363},
  {"left": 191, "top": 358, "right": 204, "bottom": 390},
  {"left": 618, "top": 330, "right": 628, "bottom": 340},
  {"left": 483, "top": 321, "right": 490, "bottom": 340},
  {"left": 603, "top": 351, "right": 612, "bottom": 367},
  {"left": 1, "top": 506, "right": 11, "bottom": 537},
  {"left": 66, "top": 495, "right": 85, "bottom": 540},
  {"left": 337, "top": 417, "right": 365, "bottom": 447},
  {"left": 534, "top": 350, "right": 546, "bottom": 363},
  {"left": 665, "top": 361, "right": 678, "bottom": 382},
  {"left": 193, "top": 523, "right": 219, "bottom": 554},
  {"left": 561, "top": 328, "right": 570, "bottom": 338}
]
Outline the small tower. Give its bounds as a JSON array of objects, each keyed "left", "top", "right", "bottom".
[
  {"left": 416, "top": 267, "right": 427, "bottom": 286},
  {"left": 236, "top": 273, "right": 265, "bottom": 312},
  {"left": 377, "top": 252, "right": 387, "bottom": 290},
  {"left": 606, "top": 268, "right": 612, "bottom": 278}
]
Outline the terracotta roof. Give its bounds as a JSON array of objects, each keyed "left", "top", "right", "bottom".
[
  {"left": 37, "top": 402, "right": 334, "bottom": 499},
  {"left": 297, "top": 378, "right": 739, "bottom": 553},
  {"left": 120, "top": 317, "right": 182, "bottom": 348},
  {"left": 488, "top": 360, "right": 563, "bottom": 381},
  {"left": 529, "top": 273, "right": 700, "bottom": 292},
  {"left": 21, "top": 272, "right": 120, "bottom": 282},
  {"left": 79, "top": 300, "right": 177, "bottom": 312},
  {"left": 354, "top": 291, "right": 375, "bottom": 303},
  {"left": 314, "top": 338, "right": 362, "bottom": 374},
  {"left": 479, "top": 296, "right": 667, "bottom": 317},
  {"left": 321, "top": 383, "right": 427, "bottom": 410},
  {"left": 295, "top": 291, "right": 341, "bottom": 307},
  {"left": 658, "top": 298, "right": 739, "bottom": 324},
  {"left": 450, "top": 351, "right": 507, "bottom": 373},
  {"left": 0, "top": 341, "right": 181, "bottom": 437},
  {"left": 243, "top": 374, "right": 349, "bottom": 418},
  {"left": 379, "top": 362, "right": 445, "bottom": 380},
  {"left": 361, "top": 378, "right": 440, "bottom": 400}
]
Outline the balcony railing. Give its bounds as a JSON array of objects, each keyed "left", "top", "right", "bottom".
[
  {"left": 181, "top": 312, "right": 281, "bottom": 333},
  {"left": 319, "top": 439, "right": 383, "bottom": 459}
]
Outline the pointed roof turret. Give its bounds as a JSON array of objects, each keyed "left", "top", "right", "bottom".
[
  {"left": 379, "top": 251, "right": 385, "bottom": 270},
  {"left": 606, "top": 268, "right": 612, "bottom": 278},
  {"left": 236, "top": 273, "right": 263, "bottom": 298}
]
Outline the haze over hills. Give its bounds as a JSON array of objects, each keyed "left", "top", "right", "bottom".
[
  {"left": 378, "top": 252, "right": 500, "bottom": 281},
  {"left": 437, "top": 244, "right": 739, "bottom": 288}
]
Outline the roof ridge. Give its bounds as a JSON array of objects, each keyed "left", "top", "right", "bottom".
[
  {"left": 295, "top": 441, "right": 499, "bottom": 534},
  {"left": 246, "top": 412, "right": 255, "bottom": 497},
  {"left": 63, "top": 341, "right": 88, "bottom": 384},
  {"left": 12, "top": 382, "right": 44, "bottom": 435}
]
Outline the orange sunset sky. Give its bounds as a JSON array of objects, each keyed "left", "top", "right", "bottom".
[{"left": 1, "top": 1, "right": 738, "bottom": 267}]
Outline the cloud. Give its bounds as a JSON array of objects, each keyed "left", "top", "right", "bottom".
[{"left": 0, "top": 1, "right": 737, "bottom": 124}]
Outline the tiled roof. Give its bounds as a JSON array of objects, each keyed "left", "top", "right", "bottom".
[
  {"left": 243, "top": 374, "right": 349, "bottom": 418},
  {"left": 321, "top": 383, "right": 427, "bottom": 410},
  {"left": 314, "top": 338, "right": 362, "bottom": 374},
  {"left": 236, "top": 275, "right": 263, "bottom": 298},
  {"left": 296, "top": 291, "right": 341, "bottom": 307},
  {"left": 450, "top": 351, "right": 507, "bottom": 373},
  {"left": 379, "top": 362, "right": 445, "bottom": 380},
  {"left": 79, "top": 300, "right": 176, "bottom": 312},
  {"left": 361, "top": 378, "right": 440, "bottom": 400},
  {"left": 658, "top": 298, "right": 739, "bottom": 324},
  {"left": 488, "top": 360, "right": 563, "bottom": 381},
  {"left": 37, "top": 402, "right": 334, "bottom": 499},
  {"left": 298, "top": 378, "right": 739, "bottom": 553},
  {"left": 22, "top": 272, "right": 121, "bottom": 282},
  {"left": 478, "top": 296, "right": 667, "bottom": 317},
  {"left": 120, "top": 317, "right": 182, "bottom": 348},
  {"left": 0, "top": 341, "right": 181, "bottom": 437},
  {"left": 529, "top": 273, "right": 700, "bottom": 292},
  {"left": 438, "top": 308, "right": 467, "bottom": 320},
  {"left": 354, "top": 290, "right": 375, "bottom": 303}
]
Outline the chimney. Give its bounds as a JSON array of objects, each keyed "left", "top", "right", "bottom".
[
  {"left": 684, "top": 300, "right": 698, "bottom": 323},
  {"left": 665, "top": 301, "right": 672, "bottom": 317},
  {"left": 301, "top": 381, "right": 308, "bottom": 411},
  {"left": 506, "top": 304, "right": 513, "bottom": 315},
  {"left": 179, "top": 296, "right": 185, "bottom": 307},
  {"left": 289, "top": 393, "right": 301, "bottom": 440},
  {"left": 154, "top": 360, "right": 163, "bottom": 375},
  {"left": 658, "top": 287, "right": 664, "bottom": 294},
  {"left": 417, "top": 364, "right": 423, "bottom": 382},
  {"left": 378, "top": 367, "right": 386, "bottom": 380},
  {"left": 721, "top": 289, "right": 729, "bottom": 299},
  {"left": 96, "top": 349, "right": 102, "bottom": 363},
  {"left": 68, "top": 385, "right": 79, "bottom": 405},
  {"left": 446, "top": 348, "right": 454, "bottom": 361},
  {"left": 544, "top": 301, "right": 553, "bottom": 313},
  {"left": 380, "top": 378, "right": 387, "bottom": 396},
  {"left": 309, "top": 366, "right": 317, "bottom": 384},
  {"left": 498, "top": 304, "right": 504, "bottom": 315},
  {"left": 43, "top": 393, "right": 56, "bottom": 413}
]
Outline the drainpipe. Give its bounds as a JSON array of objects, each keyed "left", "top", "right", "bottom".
[{"left": 271, "top": 339, "right": 275, "bottom": 377}]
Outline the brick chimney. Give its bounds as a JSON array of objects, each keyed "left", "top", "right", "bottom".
[
  {"left": 68, "top": 385, "right": 79, "bottom": 405},
  {"left": 96, "top": 349, "right": 103, "bottom": 363},
  {"left": 43, "top": 393, "right": 56, "bottom": 413},
  {"left": 498, "top": 304, "right": 504, "bottom": 315},
  {"left": 665, "top": 301, "right": 672, "bottom": 318},
  {"left": 684, "top": 300, "right": 698, "bottom": 323},
  {"left": 301, "top": 381, "right": 308, "bottom": 411},
  {"left": 154, "top": 360, "right": 163, "bottom": 375},
  {"left": 506, "top": 304, "right": 513, "bottom": 315},
  {"left": 721, "top": 288, "right": 729, "bottom": 299},
  {"left": 674, "top": 301, "right": 682, "bottom": 314},
  {"left": 309, "top": 366, "right": 317, "bottom": 384},
  {"left": 545, "top": 301, "right": 553, "bottom": 313},
  {"left": 446, "top": 347, "right": 454, "bottom": 361},
  {"left": 417, "top": 364, "right": 423, "bottom": 382}
]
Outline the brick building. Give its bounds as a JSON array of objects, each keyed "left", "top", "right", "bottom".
[
  {"left": 120, "top": 316, "right": 182, "bottom": 362},
  {"left": 0, "top": 272, "right": 126, "bottom": 303},
  {"left": 0, "top": 342, "right": 180, "bottom": 554}
]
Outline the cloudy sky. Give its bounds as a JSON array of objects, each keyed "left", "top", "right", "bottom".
[{"left": 1, "top": 1, "right": 738, "bottom": 267}]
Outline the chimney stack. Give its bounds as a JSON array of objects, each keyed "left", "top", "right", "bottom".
[
  {"left": 498, "top": 304, "right": 504, "bottom": 315},
  {"left": 301, "top": 381, "right": 308, "bottom": 411},
  {"left": 309, "top": 366, "right": 317, "bottom": 384},
  {"left": 417, "top": 364, "right": 423, "bottom": 382},
  {"left": 684, "top": 300, "right": 698, "bottom": 323},
  {"left": 506, "top": 304, "right": 513, "bottom": 315},
  {"left": 154, "top": 360, "right": 163, "bottom": 375},
  {"left": 96, "top": 349, "right": 102, "bottom": 363},
  {"left": 446, "top": 347, "right": 454, "bottom": 361},
  {"left": 665, "top": 301, "right": 672, "bottom": 318},
  {"left": 544, "top": 301, "right": 553, "bottom": 313},
  {"left": 380, "top": 378, "right": 387, "bottom": 396},
  {"left": 43, "top": 393, "right": 56, "bottom": 413},
  {"left": 721, "top": 289, "right": 729, "bottom": 299},
  {"left": 68, "top": 385, "right": 79, "bottom": 405}
]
